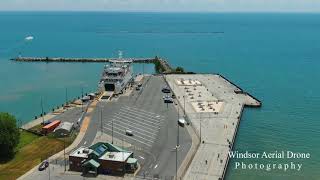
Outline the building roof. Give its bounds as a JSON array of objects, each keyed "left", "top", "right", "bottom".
[
  {"left": 127, "top": 158, "right": 138, "bottom": 164},
  {"left": 99, "top": 151, "right": 132, "bottom": 162},
  {"left": 54, "top": 122, "right": 73, "bottom": 132},
  {"left": 82, "top": 159, "right": 100, "bottom": 168},
  {"left": 70, "top": 147, "right": 93, "bottom": 158}
]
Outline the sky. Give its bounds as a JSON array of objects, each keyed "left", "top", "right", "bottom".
[{"left": 0, "top": 0, "right": 320, "bottom": 12}]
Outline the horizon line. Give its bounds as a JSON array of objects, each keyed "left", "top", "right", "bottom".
[{"left": 0, "top": 10, "right": 320, "bottom": 14}]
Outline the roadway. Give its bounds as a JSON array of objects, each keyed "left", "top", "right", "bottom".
[{"left": 74, "top": 75, "right": 192, "bottom": 179}]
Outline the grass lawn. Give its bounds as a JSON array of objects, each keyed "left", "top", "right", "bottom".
[{"left": 0, "top": 130, "right": 73, "bottom": 180}]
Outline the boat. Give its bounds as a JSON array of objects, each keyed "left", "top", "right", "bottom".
[{"left": 98, "top": 51, "right": 133, "bottom": 95}]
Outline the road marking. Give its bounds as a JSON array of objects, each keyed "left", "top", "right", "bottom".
[
  {"left": 114, "top": 113, "right": 161, "bottom": 130},
  {"left": 103, "top": 125, "right": 154, "bottom": 143},
  {"left": 116, "top": 111, "right": 163, "bottom": 127},
  {"left": 102, "top": 127, "right": 152, "bottom": 147},
  {"left": 123, "top": 106, "right": 165, "bottom": 117},
  {"left": 106, "top": 120, "right": 157, "bottom": 138},
  {"left": 154, "top": 164, "right": 158, "bottom": 169},
  {"left": 118, "top": 109, "right": 164, "bottom": 124},
  {"left": 120, "top": 107, "right": 164, "bottom": 121},
  {"left": 107, "top": 119, "right": 158, "bottom": 137}
]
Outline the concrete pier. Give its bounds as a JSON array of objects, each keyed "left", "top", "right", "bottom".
[
  {"left": 11, "top": 56, "right": 173, "bottom": 73},
  {"left": 165, "top": 74, "right": 261, "bottom": 180}
]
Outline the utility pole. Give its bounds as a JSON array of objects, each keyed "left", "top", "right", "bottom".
[
  {"left": 65, "top": 88, "right": 68, "bottom": 105},
  {"left": 176, "top": 105, "right": 180, "bottom": 180},
  {"left": 183, "top": 95, "right": 186, "bottom": 116},
  {"left": 200, "top": 113, "right": 202, "bottom": 143},
  {"left": 176, "top": 145, "right": 178, "bottom": 180},
  {"left": 81, "top": 86, "right": 84, "bottom": 112},
  {"left": 100, "top": 106, "right": 103, "bottom": 135},
  {"left": 63, "top": 134, "right": 66, "bottom": 171},
  {"left": 48, "top": 161, "right": 50, "bottom": 180},
  {"left": 112, "top": 119, "right": 114, "bottom": 144},
  {"left": 41, "top": 97, "right": 44, "bottom": 125}
]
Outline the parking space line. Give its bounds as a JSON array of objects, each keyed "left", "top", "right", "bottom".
[
  {"left": 114, "top": 113, "right": 162, "bottom": 130},
  {"left": 106, "top": 120, "right": 157, "bottom": 138},
  {"left": 104, "top": 125, "right": 154, "bottom": 143},
  {"left": 118, "top": 108, "right": 164, "bottom": 124},
  {"left": 123, "top": 106, "right": 165, "bottom": 118},
  {"left": 120, "top": 107, "right": 164, "bottom": 120},
  {"left": 113, "top": 115, "right": 159, "bottom": 131},
  {"left": 106, "top": 119, "right": 158, "bottom": 136},
  {"left": 103, "top": 127, "right": 152, "bottom": 147},
  {"left": 118, "top": 112, "right": 164, "bottom": 126},
  {"left": 111, "top": 116, "right": 159, "bottom": 135}
]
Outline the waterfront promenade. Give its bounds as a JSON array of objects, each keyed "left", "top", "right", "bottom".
[{"left": 165, "top": 74, "right": 261, "bottom": 180}]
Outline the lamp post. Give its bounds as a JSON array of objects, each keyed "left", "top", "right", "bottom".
[
  {"left": 61, "top": 133, "right": 66, "bottom": 172},
  {"left": 183, "top": 95, "right": 186, "bottom": 116},
  {"left": 40, "top": 97, "right": 44, "bottom": 125},
  {"left": 81, "top": 86, "right": 84, "bottom": 112},
  {"left": 200, "top": 113, "right": 202, "bottom": 143},
  {"left": 65, "top": 88, "right": 68, "bottom": 105},
  {"left": 112, "top": 119, "right": 114, "bottom": 144},
  {"left": 100, "top": 105, "right": 103, "bottom": 135}
]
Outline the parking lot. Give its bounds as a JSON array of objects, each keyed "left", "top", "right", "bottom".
[{"left": 103, "top": 105, "right": 165, "bottom": 149}]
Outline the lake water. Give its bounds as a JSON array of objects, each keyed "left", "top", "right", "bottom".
[{"left": 0, "top": 12, "right": 319, "bottom": 179}]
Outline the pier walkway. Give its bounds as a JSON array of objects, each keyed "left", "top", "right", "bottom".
[
  {"left": 165, "top": 74, "right": 261, "bottom": 180},
  {"left": 11, "top": 56, "right": 173, "bottom": 73}
]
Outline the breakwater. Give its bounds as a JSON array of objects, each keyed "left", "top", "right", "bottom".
[{"left": 11, "top": 56, "right": 173, "bottom": 73}]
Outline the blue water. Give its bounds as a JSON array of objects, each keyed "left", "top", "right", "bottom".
[{"left": 0, "top": 12, "right": 319, "bottom": 179}]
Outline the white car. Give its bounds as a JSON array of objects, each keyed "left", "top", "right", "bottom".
[
  {"left": 178, "top": 118, "right": 186, "bottom": 127},
  {"left": 125, "top": 129, "right": 133, "bottom": 136}
]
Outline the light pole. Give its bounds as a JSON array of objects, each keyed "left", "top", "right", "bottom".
[
  {"left": 81, "top": 86, "right": 84, "bottom": 112},
  {"left": 176, "top": 103, "right": 180, "bottom": 180},
  {"left": 183, "top": 95, "right": 186, "bottom": 116},
  {"left": 100, "top": 105, "right": 103, "bottom": 135},
  {"left": 40, "top": 97, "right": 44, "bottom": 125},
  {"left": 112, "top": 119, "right": 114, "bottom": 144},
  {"left": 200, "top": 113, "right": 202, "bottom": 143},
  {"left": 65, "top": 88, "right": 68, "bottom": 105},
  {"left": 61, "top": 133, "right": 66, "bottom": 172}
]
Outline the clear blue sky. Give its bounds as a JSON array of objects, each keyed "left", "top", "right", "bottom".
[{"left": 0, "top": 0, "right": 320, "bottom": 12}]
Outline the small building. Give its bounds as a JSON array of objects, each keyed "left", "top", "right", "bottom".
[
  {"left": 54, "top": 122, "right": 74, "bottom": 137},
  {"left": 69, "top": 142, "right": 138, "bottom": 176}
]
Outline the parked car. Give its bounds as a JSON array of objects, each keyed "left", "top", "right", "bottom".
[
  {"left": 172, "top": 94, "right": 176, "bottom": 99},
  {"left": 178, "top": 118, "right": 186, "bottom": 127},
  {"left": 138, "top": 83, "right": 142, "bottom": 87},
  {"left": 136, "top": 86, "right": 140, "bottom": 91},
  {"left": 161, "top": 87, "right": 171, "bottom": 93},
  {"left": 125, "top": 129, "right": 134, "bottom": 136},
  {"left": 38, "top": 160, "right": 49, "bottom": 171},
  {"left": 164, "top": 97, "right": 173, "bottom": 103}
]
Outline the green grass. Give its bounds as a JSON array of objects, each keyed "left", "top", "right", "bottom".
[
  {"left": 16, "top": 130, "right": 39, "bottom": 150},
  {"left": 0, "top": 130, "right": 76, "bottom": 180}
]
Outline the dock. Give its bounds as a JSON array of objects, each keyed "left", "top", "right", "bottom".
[
  {"left": 165, "top": 74, "right": 261, "bottom": 180},
  {"left": 11, "top": 56, "right": 173, "bottom": 73}
]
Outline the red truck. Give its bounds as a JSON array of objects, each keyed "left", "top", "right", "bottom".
[{"left": 42, "top": 120, "right": 61, "bottom": 135}]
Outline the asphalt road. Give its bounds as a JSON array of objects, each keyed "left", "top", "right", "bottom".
[{"left": 76, "top": 75, "right": 192, "bottom": 179}]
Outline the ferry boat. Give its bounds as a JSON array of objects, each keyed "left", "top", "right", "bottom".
[{"left": 98, "top": 51, "right": 133, "bottom": 95}]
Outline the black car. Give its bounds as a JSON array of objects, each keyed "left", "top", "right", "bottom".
[
  {"left": 161, "top": 87, "right": 171, "bottom": 93},
  {"left": 38, "top": 160, "right": 49, "bottom": 171}
]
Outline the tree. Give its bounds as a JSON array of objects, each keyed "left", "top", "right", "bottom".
[
  {"left": 0, "top": 112, "right": 20, "bottom": 159},
  {"left": 175, "top": 66, "right": 184, "bottom": 73}
]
